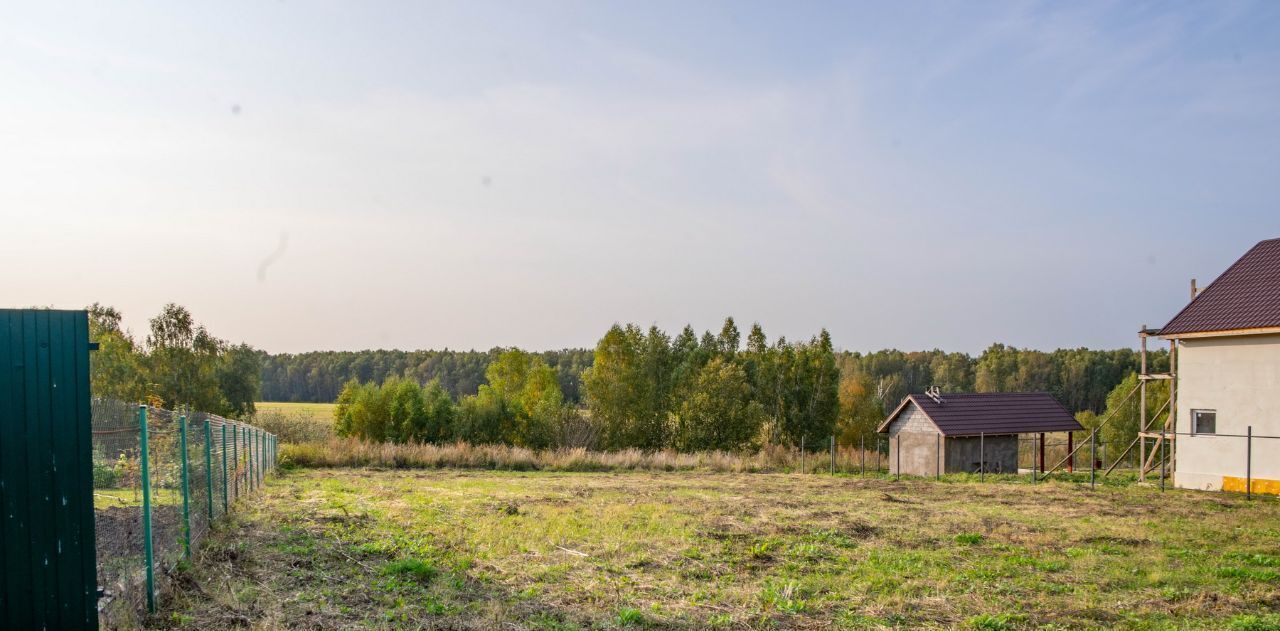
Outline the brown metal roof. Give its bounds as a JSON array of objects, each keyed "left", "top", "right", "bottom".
[
  {"left": 877, "top": 392, "right": 1082, "bottom": 436},
  {"left": 1159, "top": 237, "right": 1280, "bottom": 336}
]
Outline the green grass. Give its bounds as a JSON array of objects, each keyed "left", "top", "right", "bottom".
[
  {"left": 153, "top": 469, "right": 1280, "bottom": 630},
  {"left": 95, "top": 487, "right": 184, "bottom": 509}
]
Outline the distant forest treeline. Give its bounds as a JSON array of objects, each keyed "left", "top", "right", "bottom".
[
  {"left": 83, "top": 302, "right": 1167, "bottom": 452},
  {"left": 261, "top": 341, "right": 1165, "bottom": 418},
  {"left": 259, "top": 349, "right": 593, "bottom": 403}
]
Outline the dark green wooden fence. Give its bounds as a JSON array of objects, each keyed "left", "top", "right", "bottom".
[{"left": 1, "top": 309, "right": 98, "bottom": 630}]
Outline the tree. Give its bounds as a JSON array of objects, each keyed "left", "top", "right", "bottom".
[
  {"left": 218, "top": 344, "right": 261, "bottom": 417},
  {"left": 481, "top": 349, "right": 564, "bottom": 447},
  {"left": 146, "top": 303, "right": 226, "bottom": 412},
  {"left": 583, "top": 325, "right": 658, "bottom": 449},
  {"left": 671, "top": 358, "right": 764, "bottom": 452},
  {"left": 416, "top": 380, "right": 456, "bottom": 443},
  {"left": 84, "top": 303, "right": 261, "bottom": 417},
  {"left": 717, "top": 317, "right": 740, "bottom": 356},
  {"left": 835, "top": 372, "right": 885, "bottom": 447},
  {"left": 88, "top": 303, "right": 145, "bottom": 402},
  {"left": 1095, "top": 372, "right": 1169, "bottom": 454},
  {"left": 455, "top": 385, "right": 509, "bottom": 445}
]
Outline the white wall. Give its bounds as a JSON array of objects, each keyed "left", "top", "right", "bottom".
[{"left": 1174, "top": 333, "right": 1280, "bottom": 491}]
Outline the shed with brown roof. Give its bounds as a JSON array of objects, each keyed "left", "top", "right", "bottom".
[{"left": 877, "top": 392, "right": 1082, "bottom": 476}]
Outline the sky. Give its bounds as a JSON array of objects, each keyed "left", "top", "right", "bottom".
[{"left": 2, "top": 1, "right": 1279, "bottom": 354}]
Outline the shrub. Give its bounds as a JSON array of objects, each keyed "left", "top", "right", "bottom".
[
  {"left": 381, "top": 558, "right": 437, "bottom": 583},
  {"left": 92, "top": 458, "right": 119, "bottom": 488},
  {"left": 966, "top": 613, "right": 1018, "bottom": 631},
  {"left": 615, "top": 608, "right": 645, "bottom": 626}
]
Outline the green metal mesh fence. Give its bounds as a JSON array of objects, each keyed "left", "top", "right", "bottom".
[{"left": 91, "top": 400, "right": 277, "bottom": 627}]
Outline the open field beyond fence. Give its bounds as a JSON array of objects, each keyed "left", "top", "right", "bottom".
[
  {"left": 254, "top": 401, "right": 337, "bottom": 421},
  {"left": 153, "top": 469, "right": 1280, "bottom": 630},
  {"left": 252, "top": 402, "right": 337, "bottom": 444}
]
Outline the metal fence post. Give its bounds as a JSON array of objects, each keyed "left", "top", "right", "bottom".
[
  {"left": 232, "top": 425, "right": 239, "bottom": 499},
  {"left": 248, "top": 427, "right": 255, "bottom": 492},
  {"left": 221, "top": 424, "right": 229, "bottom": 514},
  {"left": 830, "top": 435, "right": 835, "bottom": 475},
  {"left": 204, "top": 420, "right": 214, "bottom": 521},
  {"left": 138, "top": 405, "right": 156, "bottom": 613},
  {"left": 178, "top": 414, "right": 192, "bottom": 559},
  {"left": 980, "top": 432, "right": 985, "bottom": 482},
  {"left": 800, "top": 435, "right": 805, "bottom": 474},
  {"left": 860, "top": 436, "right": 866, "bottom": 476},
  {"left": 1247, "top": 426, "right": 1253, "bottom": 500}
]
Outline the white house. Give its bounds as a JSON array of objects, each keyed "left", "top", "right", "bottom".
[{"left": 1161, "top": 237, "right": 1280, "bottom": 494}]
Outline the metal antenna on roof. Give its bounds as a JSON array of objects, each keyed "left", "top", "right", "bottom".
[{"left": 926, "top": 386, "right": 943, "bottom": 404}]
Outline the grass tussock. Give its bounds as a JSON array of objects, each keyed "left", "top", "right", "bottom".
[{"left": 281, "top": 438, "right": 886, "bottom": 474}]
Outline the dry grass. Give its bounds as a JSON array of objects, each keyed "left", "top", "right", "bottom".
[
  {"left": 282, "top": 438, "right": 889, "bottom": 474},
  {"left": 151, "top": 469, "right": 1280, "bottom": 630}
]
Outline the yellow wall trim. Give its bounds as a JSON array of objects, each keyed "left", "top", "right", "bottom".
[{"left": 1222, "top": 476, "right": 1280, "bottom": 495}]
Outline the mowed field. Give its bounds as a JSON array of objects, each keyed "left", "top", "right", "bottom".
[
  {"left": 255, "top": 401, "right": 337, "bottom": 422},
  {"left": 153, "top": 470, "right": 1280, "bottom": 630}
]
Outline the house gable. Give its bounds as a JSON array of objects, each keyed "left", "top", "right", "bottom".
[{"left": 885, "top": 400, "right": 939, "bottom": 436}]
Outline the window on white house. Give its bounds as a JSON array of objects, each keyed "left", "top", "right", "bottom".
[{"left": 1192, "top": 410, "right": 1216, "bottom": 435}]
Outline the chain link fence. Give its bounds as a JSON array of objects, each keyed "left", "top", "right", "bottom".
[{"left": 91, "top": 400, "right": 277, "bottom": 627}]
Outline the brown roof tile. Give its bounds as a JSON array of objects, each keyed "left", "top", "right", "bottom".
[
  {"left": 1160, "top": 238, "right": 1280, "bottom": 336},
  {"left": 878, "top": 392, "right": 1082, "bottom": 436}
]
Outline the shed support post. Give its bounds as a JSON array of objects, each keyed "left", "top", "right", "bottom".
[
  {"left": 980, "top": 432, "right": 985, "bottom": 481},
  {"left": 936, "top": 433, "right": 941, "bottom": 479},
  {"left": 1090, "top": 431, "right": 1096, "bottom": 490},
  {"left": 1038, "top": 432, "right": 1045, "bottom": 478},
  {"left": 1067, "top": 432, "right": 1074, "bottom": 473}
]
